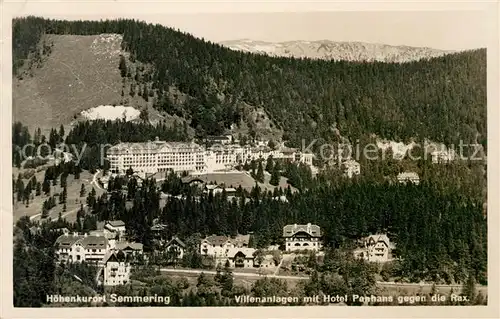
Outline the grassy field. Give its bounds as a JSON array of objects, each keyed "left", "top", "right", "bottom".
[{"left": 13, "top": 34, "right": 124, "bottom": 135}]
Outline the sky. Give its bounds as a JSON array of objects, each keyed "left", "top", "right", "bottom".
[{"left": 140, "top": 11, "right": 489, "bottom": 51}]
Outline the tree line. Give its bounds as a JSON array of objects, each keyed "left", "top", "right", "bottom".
[{"left": 78, "top": 169, "right": 486, "bottom": 285}]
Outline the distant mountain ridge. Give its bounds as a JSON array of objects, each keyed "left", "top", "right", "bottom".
[{"left": 220, "top": 39, "right": 457, "bottom": 63}]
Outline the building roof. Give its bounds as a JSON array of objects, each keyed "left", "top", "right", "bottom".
[
  {"left": 79, "top": 235, "right": 109, "bottom": 249},
  {"left": 227, "top": 247, "right": 256, "bottom": 258},
  {"left": 203, "top": 235, "right": 231, "bottom": 246},
  {"left": 107, "top": 141, "right": 203, "bottom": 155},
  {"left": 55, "top": 233, "right": 109, "bottom": 249},
  {"left": 89, "top": 230, "right": 116, "bottom": 239},
  {"left": 283, "top": 223, "right": 321, "bottom": 238},
  {"left": 115, "top": 241, "right": 143, "bottom": 251},
  {"left": 166, "top": 237, "right": 186, "bottom": 248},
  {"left": 103, "top": 251, "right": 127, "bottom": 263},
  {"left": 106, "top": 220, "right": 126, "bottom": 228},
  {"left": 55, "top": 234, "right": 83, "bottom": 248},
  {"left": 365, "top": 234, "right": 395, "bottom": 249}
]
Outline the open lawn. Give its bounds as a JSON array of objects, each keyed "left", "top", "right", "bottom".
[{"left": 13, "top": 34, "right": 124, "bottom": 135}]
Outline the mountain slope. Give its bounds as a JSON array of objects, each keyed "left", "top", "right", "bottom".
[
  {"left": 12, "top": 17, "right": 487, "bottom": 151},
  {"left": 220, "top": 39, "right": 455, "bottom": 63},
  {"left": 13, "top": 34, "right": 124, "bottom": 134}
]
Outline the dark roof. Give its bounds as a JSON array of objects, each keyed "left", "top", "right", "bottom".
[
  {"left": 104, "top": 251, "right": 126, "bottom": 263},
  {"left": 79, "top": 235, "right": 109, "bottom": 249},
  {"left": 115, "top": 241, "right": 143, "bottom": 251},
  {"left": 55, "top": 234, "right": 109, "bottom": 249},
  {"left": 283, "top": 223, "right": 321, "bottom": 238},
  {"left": 227, "top": 247, "right": 256, "bottom": 258},
  {"left": 55, "top": 234, "right": 83, "bottom": 247},
  {"left": 106, "top": 220, "right": 125, "bottom": 227},
  {"left": 166, "top": 237, "right": 186, "bottom": 248},
  {"left": 203, "top": 235, "right": 230, "bottom": 246}
]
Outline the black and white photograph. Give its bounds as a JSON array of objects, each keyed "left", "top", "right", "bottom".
[{"left": 1, "top": 1, "right": 498, "bottom": 318}]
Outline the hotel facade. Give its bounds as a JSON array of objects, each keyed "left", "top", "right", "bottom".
[{"left": 106, "top": 138, "right": 314, "bottom": 176}]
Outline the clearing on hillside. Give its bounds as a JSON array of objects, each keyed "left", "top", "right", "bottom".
[{"left": 13, "top": 34, "right": 124, "bottom": 134}]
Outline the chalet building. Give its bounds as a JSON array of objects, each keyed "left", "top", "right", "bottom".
[
  {"left": 353, "top": 234, "right": 396, "bottom": 263},
  {"left": 103, "top": 251, "right": 131, "bottom": 286},
  {"left": 224, "top": 248, "right": 256, "bottom": 268},
  {"left": 55, "top": 233, "right": 110, "bottom": 264},
  {"left": 397, "top": 172, "right": 420, "bottom": 185},
  {"left": 165, "top": 237, "right": 186, "bottom": 260},
  {"left": 283, "top": 223, "right": 322, "bottom": 252},
  {"left": 200, "top": 234, "right": 250, "bottom": 258},
  {"left": 103, "top": 220, "right": 127, "bottom": 239}
]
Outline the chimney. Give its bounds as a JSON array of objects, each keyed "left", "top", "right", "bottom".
[
  {"left": 73, "top": 232, "right": 78, "bottom": 236},
  {"left": 84, "top": 233, "right": 88, "bottom": 237},
  {"left": 155, "top": 136, "right": 159, "bottom": 142}
]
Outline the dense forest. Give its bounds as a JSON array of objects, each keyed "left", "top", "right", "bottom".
[
  {"left": 15, "top": 157, "right": 484, "bottom": 286},
  {"left": 14, "top": 209, "right": 486, "bottom": 307},
  {"left": 13, "top": 16, "right": 486, "bottom": 148}
]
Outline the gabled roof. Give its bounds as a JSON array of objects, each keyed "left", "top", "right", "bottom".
[
  {"left": 55, "top": 234, "right": 83, "bottom": 247},
  {"left": 79, "top": 235, "right": 109, "bottom": 249},
  {"left": 104, "top": 251, "right": 127, "bottom": 264},
  {"left": 283, "top": 223, "right": 321, "bottom": 238},
  {"left": 166, "top": 237, "right": 186, "bottom": 248},
  {"left": 365, "top": 234, "right": 395, "bottom": 249},
  {"left": 106, "top": 220, "right": 125, "bottom": 228},
  {"left": 202, "top": 235, "right": 231, "bottom": 246},
  {"left": 55, "top": 233, "right": 109, "bottom": 249},
  {"left": 115, "top": 241, "right": 143, "bottom": 251}
]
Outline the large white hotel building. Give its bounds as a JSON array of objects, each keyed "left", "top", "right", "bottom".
[{"left": 106, "top": 137, "right": 314, "bottom": 175}]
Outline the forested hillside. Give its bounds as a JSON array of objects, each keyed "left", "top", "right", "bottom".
[{"left": 13, "top": 17, "right": 486, "bottom": 148}]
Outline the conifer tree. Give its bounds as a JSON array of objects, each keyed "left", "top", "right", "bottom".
[
  {"left": 80, "top": 183, "right": 85, "bottom": 197},
  {"left": 256, "top": 161, "right": 265, "bottom": 183}
]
